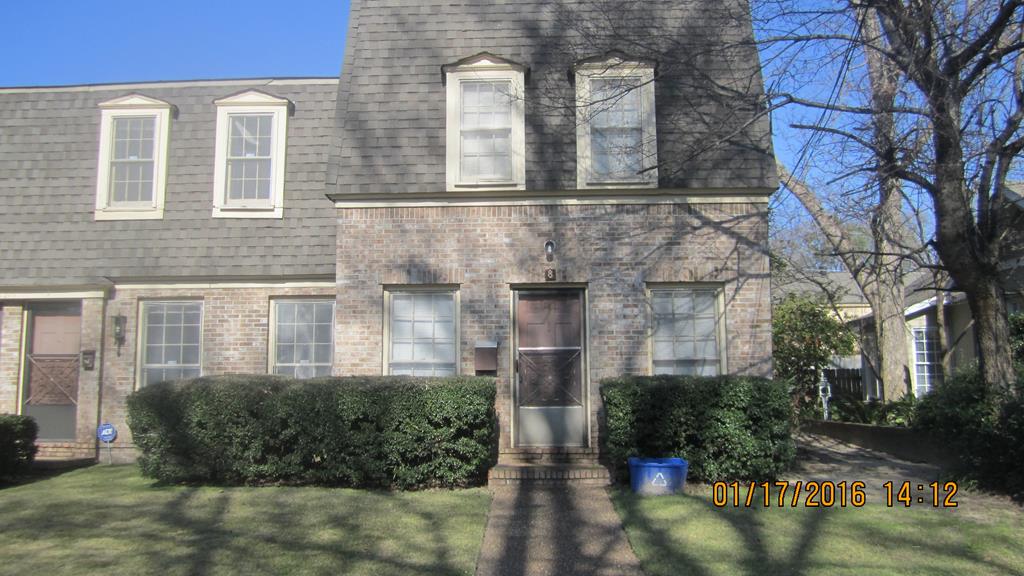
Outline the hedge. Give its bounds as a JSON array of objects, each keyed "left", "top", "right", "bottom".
[
  {"left": 127, "top": 375, "right": 498, "bottom": 488},
  {"left": 0, "top": 414, "right": 38, "bottom": 479},
  {"left": 914, "top": 366, "right": 1024, "bottom": 497},
  {"left": 601, "top": 375, "right": 795, "bottom": 482}
]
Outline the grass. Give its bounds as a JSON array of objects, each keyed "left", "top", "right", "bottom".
[
  {"left": 612, "top": 484, "right": 1024, "bottom": 576},
  {"left": 0, "top": 465, "right": 490, "bottom": 576}
]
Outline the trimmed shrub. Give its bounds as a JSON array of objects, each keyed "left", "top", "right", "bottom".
[
  {"left": 914, "top": 366, "right": 1024, "bottom": 497},
  {"left": 0, "top": 414, "right": 38, "bottom": 479},
  {"left": 127, "top": 375, "right": 497, "bottom": 488},
  {"left": 601, "top": 376, "right": 795, "bottom": 482}
]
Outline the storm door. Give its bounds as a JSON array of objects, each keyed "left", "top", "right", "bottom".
[
  {"left": 22, "top": 302, "right": 82, "bottom": 440},
  {"left": 514, "top": 290, "right": 587, "bottom": 446}
]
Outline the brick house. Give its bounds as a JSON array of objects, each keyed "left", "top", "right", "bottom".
[{"left": 0, "top": 0, "right": 775, "bottom": 463}]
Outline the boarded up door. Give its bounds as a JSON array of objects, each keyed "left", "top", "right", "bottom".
[
  {"left": 515, "top": 290, "right": 586, "bottom": 446},
  {"left": 23, "top": 302, "right": 81, "bottom": 440}
]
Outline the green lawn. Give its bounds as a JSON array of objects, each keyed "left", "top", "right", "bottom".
[
  {"left": 0, "top": 465, "right": 490, "bottom": 576},
  {"left": 612, "top": 485, "right": 1024, "bottom": 576}
]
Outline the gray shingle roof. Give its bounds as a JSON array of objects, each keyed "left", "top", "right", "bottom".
[
  {"left": 0, "top": 79, "right": 338, "bottom": 286},
  {"left": 328, "top": 0, "right": 776, "bottom": 195}
]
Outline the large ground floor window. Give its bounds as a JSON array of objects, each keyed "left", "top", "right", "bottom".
[
  {"left": 649, "top": 286, "right": 724, "bottom": 376},
  {"left": 271, "top": 299, "right": 334, "bottom": 378},
  {"left": 139, "top": 301, "right": 202, "bottom": 386},
  {"left": 386, "top": 289, "right": 458, "bottom": 376}
]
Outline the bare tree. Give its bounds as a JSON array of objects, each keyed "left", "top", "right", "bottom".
[
  {"left": 538, "top": 0, "right": 1022, "bottom": 392},
  {"left": 759, "top": 0, "right": 1024, "bottom": 392}
]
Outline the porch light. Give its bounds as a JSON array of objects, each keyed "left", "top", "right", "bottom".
[
  {"left": 544, "top": 240, "right": 556, "bottom": 262},
  {"left": 112, "top": 315, "right": 127, "bottom": 347}
]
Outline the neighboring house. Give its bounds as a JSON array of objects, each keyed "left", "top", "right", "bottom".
[
  {"left": 0, "top": 0, "right": 775, "bottom": 462},
  {"left": 779, "top": 264, "right": 1022, "bottom": 400}
]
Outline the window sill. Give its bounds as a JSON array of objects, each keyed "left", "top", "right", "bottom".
[
  {"left": 448, "top": 181, "right": 526, "bottom": 192},
  {"left": 580, "top": 179, "right": 657, "bottom": 190},
  {"left": 212, "top": 205, "right": 283, "bottom": 219},
  {"left": 94, "top": 208, "right": 164, "bottom": 221}
]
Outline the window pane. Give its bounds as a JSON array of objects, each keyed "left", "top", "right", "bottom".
[
  {"left": 388, "top": 292, "right": 457, "bottom": 376},
  {"left": 109, "top": 116, "right": 157, "bottom": 205},
  {"left": 460, "top": 81, "right": 513, "bottom": 182},
  {"left": 912, "top": 328, "right": 942, "bottom": 395},
  {"left": 650, "top": 289, "right": 720, "bottom": 376},
  {"left": 589, "top": 78, "right": 643, "bottom": 181},
  {"left": 141, "top": 302, "right": 202, "bottom": 386},
  {"left": 226, "top": 114, "right": 274, "bottom": 205},
  {"left": 273, "top": 301, "right": 333, "bottom": 379}
]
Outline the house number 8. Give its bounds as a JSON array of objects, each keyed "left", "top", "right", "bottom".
[{"left": 544, "top": 268, "right": 557, "bottom": 281}]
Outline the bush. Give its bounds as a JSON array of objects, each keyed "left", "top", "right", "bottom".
[
  {"left": 772, "top": 296, "right": 855, "bottom": 411},
  {"left": 601, "top": 376, "right": 795, "bottom": 482},
  {"left": 0, "top": 415, "right": 38, "bottom": 479},
  {"left": 127, "top": 375, "right": 497, "bottom": 488},
  {"left": 914, "top": 366, "right": 1024, "bottom": 497},
  {"left": 830, "top": 390, "right": 916, "bottom": 427}
]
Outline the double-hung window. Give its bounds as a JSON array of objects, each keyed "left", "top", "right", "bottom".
[
  {"left": 444, "top": 54, "right": 526, "bottom": 191},
  {"left": 212, "top": 90, "right": 290, "bottom": 218},
  {"left": 271, "top": 300, "right": 334, "bottom": 378},
  {"left": 95, "top": 94, "right": 172, "bottom": 220},
  {"left": 139, "top": 301, "right": 203, "bottom": 386},
  {"left": 650, "top": 287, "right": 724, "bottom": 376},
  {"left": 386, "top": 290, "right": 458, "bottom": 376},
  {"left": 576, "top": 57, "right": 657, "bottom": 188},
  {"left": 912, "top": 327, "right": 942, "bottom": 396}
]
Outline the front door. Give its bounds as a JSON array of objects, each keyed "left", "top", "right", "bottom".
[
  {"left": 22, "top": 302, "right": 81, "bottom": 440},
  {"left": 514, "top": 290, "right": 587, "bottom": 447}
]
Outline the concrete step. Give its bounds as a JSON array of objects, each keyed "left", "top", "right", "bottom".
[{"left": 488, "top": 463, "right": 612, "bottom": 486}]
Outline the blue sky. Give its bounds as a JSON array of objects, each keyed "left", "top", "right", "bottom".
[{"left": 0, "top": 1, "right": 349, "bottom": 87}]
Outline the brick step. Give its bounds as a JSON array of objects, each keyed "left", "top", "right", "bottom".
[
  {"left": 488, "top": 463, "right": 612, "bottom": 486},
  {"left": 499, "top": 447, "right": 601, "bottom": 465}
]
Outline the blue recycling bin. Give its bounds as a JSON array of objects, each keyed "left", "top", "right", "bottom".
[{"left": 628, "top": 457, "right": 688, "bottom": 495}]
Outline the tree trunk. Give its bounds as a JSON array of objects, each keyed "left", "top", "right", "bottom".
[
  {"left": 968, "top": 279, "right": 1017, "bottom": 389},
  {"left": 863, "top": 281, "right": 911, "bottom": 399}
]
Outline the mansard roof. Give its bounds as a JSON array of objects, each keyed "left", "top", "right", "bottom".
[
  {"left": 0, "top": 78, "right": 338, "bottom": 286},
  {"left": 328, "top": 0, "right": 776, "bottom": 196}
]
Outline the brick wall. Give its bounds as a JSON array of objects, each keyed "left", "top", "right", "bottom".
[
  {"left": 99, "top": 285, "right": 335, "bottom": 462},
  {"left": 0, "top": 305, "right": 24, "bottom": 414},
  {"left": 335, "top": 202, "right": 772, "bottom": 451}
]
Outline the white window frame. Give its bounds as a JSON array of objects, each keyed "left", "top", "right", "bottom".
[
  {"left": 136, "top": 300, "right": 204, "bottom": 389},
  {"left": 576, "top": 58, "right": 657, "bottom": 189},
  {"left": 646, "top": 284, "right": 727, "bottom": 376},
  {"left": 212, "top": 90, "right": 290, "bottom": 218},
  {"left": 268, "top": 298, "right": 335, "bottom": 379},
  {"left": 95, "top": 94, "right": 172, "bottom": 220},
  {"left": 445, "top": 56, "right": 526, "bottom": 191},
  {"left": 383, "top": 287, "right": 461, "bottom": 376},
  {"left": 912, "top": 327, "right": 942, "bottom": 396}
]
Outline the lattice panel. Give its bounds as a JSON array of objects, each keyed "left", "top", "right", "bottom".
[
  {"left": 25, "top": 354, "right": 79, "bottom": 405},
  {"left": 518, "top": 349, "right": 582, "bottom": 407}
]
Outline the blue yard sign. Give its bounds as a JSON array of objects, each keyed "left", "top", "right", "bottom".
[{"left": 97, "top": 423, "right": 117, "bottom": 444}]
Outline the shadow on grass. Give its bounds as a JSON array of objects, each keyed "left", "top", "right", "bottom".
[
  {"left": 612, "top": 487, "right": 1024, "bottom": 576},
  {"left": 0, "top": 466, "right": 488, "bottom": 576}
]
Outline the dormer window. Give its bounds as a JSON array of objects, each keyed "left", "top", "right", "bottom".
[
  {"left": 212, "top": 90, "right": 291, "bottom": 218},
  {"left": 575, "top": 56, "right": 657, "bottom": 188},
  {"left": 94, "top": 94, "right": 173, "bottom": 220},
  {"left": 444, "top": 53, "right": 526, "bottom": 191}
]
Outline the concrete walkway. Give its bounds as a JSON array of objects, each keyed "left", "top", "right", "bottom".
[{"left": 475, "top": 485, "right": 643, "bottom": 576}]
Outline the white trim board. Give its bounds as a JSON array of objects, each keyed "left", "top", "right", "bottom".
[
  {"left": 114, "top": 281, "right": 335, "bottom": 290},
  {"left": 0, "top": 291, "right": 107, "bottom": 300},
  {"left": 333, "top": 192, "right": 772, "bottom": 208}
]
